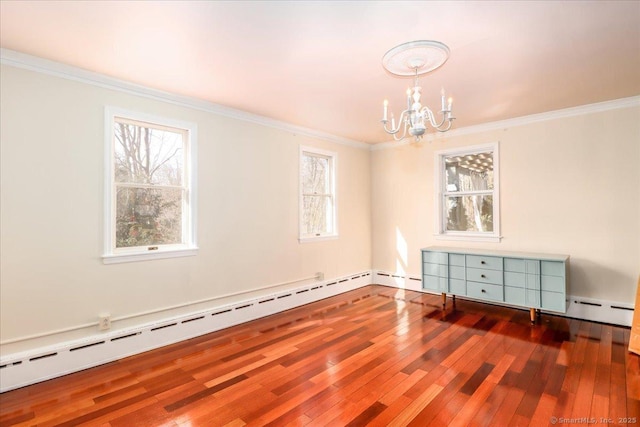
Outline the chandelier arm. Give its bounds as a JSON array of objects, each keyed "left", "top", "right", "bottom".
[
  {"left": 382, "top": 109, "right": 409, "bottom": 135},
  {"left": 401, "top": 111, "right": 413, "bottom": 139},
  {"left": 381, "top": 122, "right": 395, "bottom": 135},
  {"left": 435, "top": 121, "right": 453, "bottom": 132},
  {"left": 423, "top": 107, "right": 448, "bottom": 129},
  {"left": 393, "top": 125, "right": 408, "bottom": 141},
  {"left": 382, "top": 121, "right": 397, "bottom": 135}
]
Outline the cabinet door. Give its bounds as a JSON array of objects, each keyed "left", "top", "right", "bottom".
[
  {"left": 424, "top": 263, "right": 448, "bottom": 277},
  {"left": 449, "top": 265, "right": 465, "bottom": 280},
  {"left": 449, "top": 279, "right": 466, "bottom": 295},
  {"left": 526, "top": 288, "right": 541, "bottom": 308},
  {"left": 504, "top": 286, "right": 525, "bottom": 305},
  {"left": 541, "top": 291, "right": 565, "bottom": 312},
  {"left": 423, "top": 251, "right": 448, "bottom": 265},
  {"left": 541, "top": 261, "right": 565, "bottom": 277},
  {"left": 504, "top": 287, "right": 540, "bottom": 308},
  {"left": 540, "top": 260, "right": 566, "bottom": 312},
  {"left": 423, "top": 275, "right": 446, "bottom": 292}
]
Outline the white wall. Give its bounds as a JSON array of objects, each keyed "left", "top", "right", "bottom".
[
  {"left": 0, "top": 64, "right": 371, "bottom": 355},
  {"left": 2, "top": 59, "right": 639, "bottom": 360},
  {"left": 371, "top": 106, "right": 640, "bottom": 304}
]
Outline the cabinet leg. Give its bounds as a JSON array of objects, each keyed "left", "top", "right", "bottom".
[
  {"left": 452, "top": 295, "right": 456, "bottom": 307},
  {"left": 530, "top": 308, "right": 536, "bottom": 324},
  {"left": 442, "top": 293, "right": 447, "bottom": 309}
]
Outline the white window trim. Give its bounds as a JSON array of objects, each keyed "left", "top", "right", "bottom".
[
  {"left": 103, "top": 106, "right": 198, "bottom": 264},
  {"left": 434, "top": 142, "right": 502, "bottom": 242},
  {"left": 299, "top": 146, "right": 338, "bottom": 242}
]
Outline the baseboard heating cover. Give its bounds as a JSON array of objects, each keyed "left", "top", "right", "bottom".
[
  {"left": 373, "top": 270, "right": 634, "bottom": 327},
  {"left": 0, "top": 271, "right": 372, "bottom": 393}
]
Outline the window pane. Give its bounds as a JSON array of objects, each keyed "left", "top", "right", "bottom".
[
  {"left": 445, "top": 195, "right": 493, "bottom": 232},
  {"left": 444, "top": 152, "right": 493, "bottom": 192},
  {"left": 116, "top": 187, "right": 183, "bottom": 248},
  {"left": 114, "top": 121, "right": 184, "bottom": 186},
  {"left": 302, "top": 154, "right": 329, "bottom": 194},
  {"left": 302, "top": 195, "right": 333, "bottom": 235}
]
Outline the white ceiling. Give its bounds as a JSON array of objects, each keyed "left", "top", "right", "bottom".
[{"left": 1, "top": 1, "right": 639, "bottom": 144}]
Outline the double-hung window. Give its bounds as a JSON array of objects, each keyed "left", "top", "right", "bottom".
[
  {"left": 435, "top": 142, "right": 500, "bottom": 242},
  {"left": 299, "top": 146, "right": 337, "bottom": 241},
  {"left": 104, "top": 107, "right": 197, "bottom": 263}
]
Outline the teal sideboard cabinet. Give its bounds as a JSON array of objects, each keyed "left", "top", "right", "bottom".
[{"left": 421, "top": 246, "right": 569, "bottom": 323}]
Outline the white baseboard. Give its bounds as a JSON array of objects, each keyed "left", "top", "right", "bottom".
[
  {"left": 373, "top": 270, "right": 634, "bottom": 327},
  {"left": 0, "top": 271, "right": 372, "bottom": 393}
]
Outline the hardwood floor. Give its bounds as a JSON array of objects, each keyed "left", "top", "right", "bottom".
[{"left": 1, "top": 285, "right": 639, "bottom": 426}]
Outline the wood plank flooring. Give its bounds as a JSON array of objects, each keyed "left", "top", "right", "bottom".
[{"left": 1, "top": 285, "right": 639, "bottom": 426}]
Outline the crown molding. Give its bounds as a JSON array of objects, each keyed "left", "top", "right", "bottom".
[
  {"left": 371, "top": 95, "right": 640, "bottom": 151},
  {"left": 0, "top": 48, "right": 370, "bottom": 150},
  {"left": 3, "top": 48, "right": 637, "bottom": 152}
]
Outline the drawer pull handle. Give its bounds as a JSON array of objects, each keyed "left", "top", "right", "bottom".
[
  {"left": 481, "top": 261, "right": 486, "bottom": 264},
  {"left": 481, "top": 274, "right": 486, "bottom": 278},
  {"left": 481, "top": 289, "right": 486, "bottom": 293}
]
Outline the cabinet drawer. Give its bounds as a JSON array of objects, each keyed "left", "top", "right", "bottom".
[
  {"left": 467, "top": 281, "right": 503, "bottom": 302},
  {"left": 504, "top": 286, "right": 540, "bottom": 307},
  {"left": 504, "top": 272, "right": 540, "bottom": 289},
  {"left": 541, "top": 261, "right": 565, "bottom": 277},
  {"left": 541, "top": 275, "right": 565, "bottom": 293},
  {"left": 449, "top": 265, "right": 465, "bottom": 280},
  {"left": 504, "top": 258, "right": 540, "bottom": 274},
  {"left": 466, "top": 267, "right": 503, "bottom": 285},
  {"left": 449, "top": 278, "right": 466, "bottom": 295},
  {"left": 423, "top": 275, "right": 446, "bottom": 291},
  {"left": 423, "top": 251, "right": 448, "bottom": 265},
  {"left": 466, "top": 255, "right": 503, "bottom": 271},
  {"left": 423, "top": 262, "right": 448, "bottom": 277},
  {"left": 541, "top": 291, "right": 566, "bottom": 312},
  {"left": 449, "top": 254, "right": 465, "bottom": 267}
]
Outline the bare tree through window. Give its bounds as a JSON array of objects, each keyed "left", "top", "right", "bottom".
[
  {"left": 300, "top": 149, "right": 336, "bottom": 238},
  {"left": 113, "top": 118, "right": 186, "bottom": 248}
]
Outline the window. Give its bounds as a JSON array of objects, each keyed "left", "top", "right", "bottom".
[
  {"left": 103, "top": 107, "right": 197, "bottom": 263},
  {"left": 435, "top": 142, "right": 500, "bottom": 242},
  {"left": 299, "top": 146, "right": 337, "bottom": 241}
]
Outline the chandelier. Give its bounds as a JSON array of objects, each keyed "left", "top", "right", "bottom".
[{"left": 381, "top": 40, "right": 455, "bottom": 141}]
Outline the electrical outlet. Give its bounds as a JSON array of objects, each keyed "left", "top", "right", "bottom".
[
  {"left": 98, "top": 314, "right": 111, "bottom": 331},
  {"left": 315, "top": 272, "right": 324, "bottom": 281}
]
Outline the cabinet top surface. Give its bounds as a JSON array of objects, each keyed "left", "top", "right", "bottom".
[{"left": 422, "top": 246, "right": 569, "bottom": 262}]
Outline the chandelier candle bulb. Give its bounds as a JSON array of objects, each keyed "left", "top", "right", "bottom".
[
  {"left": 448, "top": 97, "right": 453, "bottom": 111},
  {"left": 383, "top": 100, "right": 388, "bottom": 121},
  {"left": 441, "top": 91, "right": 446, "bottom": 111}
]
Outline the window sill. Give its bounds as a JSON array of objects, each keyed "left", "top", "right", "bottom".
[
  {"left": 102, "top": 247, "right": 198, "bottom": 264},
  {"left": 298, "top": 234, "right": 339, "bottom": 244},
  {"left": 434, "top": 234, "right": 502, "bottom": 243}
]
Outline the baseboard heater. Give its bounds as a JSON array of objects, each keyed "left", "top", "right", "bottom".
[{"left": 0, "top": 271, "right": 372, "bottom": 393}]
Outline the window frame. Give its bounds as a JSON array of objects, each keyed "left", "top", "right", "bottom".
[
  {"left": 434, "top": 142, "right": 501, "bottom": 242},
  {"left": 299, "top": 146, "right": 338, "bottom": 242},
  {"left": 103, "top": 106, "right": 198, "bottom": 264}
]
